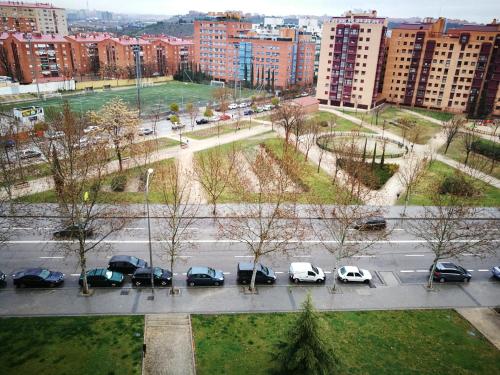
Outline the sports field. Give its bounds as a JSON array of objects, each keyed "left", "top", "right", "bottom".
[{"left": 1, "top": 81, "right": 256, "bottom": 115}]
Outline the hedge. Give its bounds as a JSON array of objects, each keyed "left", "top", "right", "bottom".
[
  {"left": 471, "top": 139, "right": 500, "bottom": 161},
  {"left": 110, "top": 175, "right": 127, "bottom": 192}
]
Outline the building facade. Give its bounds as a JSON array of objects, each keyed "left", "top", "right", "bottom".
[
  {"left": 142, "top": 35, "right": 194, "bottom": 76},
  {"left": 65, "top": 33, "right": 111, "bottom": 78},
  {"left": 194, "top": 13, "right": 315, "bottom": 89},
  {"left": 1, "top": 32, "right": 73, "bottom": 84},
  {"left": 316, "top": 10, "right": 387, "bottom": 109},
  {"left": 382, "top": 18, "right": 500, "bottom": 117},
  {"left": 0, "top": 1, "right": 68, "bottom": 35}
]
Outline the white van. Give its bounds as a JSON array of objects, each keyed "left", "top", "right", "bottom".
[{"left": 289, "top": 262, "right": 326, "bottom": 284}]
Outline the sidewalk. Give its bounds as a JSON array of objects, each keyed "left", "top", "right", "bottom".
[{"left": 456, "top": 308, "right": 500, "bottom": 350}]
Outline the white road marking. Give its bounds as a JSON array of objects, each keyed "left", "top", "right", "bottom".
[
  {"left": 234, "top": 255, "right": 253, "bottom": 258},
  {"left": 275, "top": 271, "right": 284, "bottom": 274},
  {"left": 39, "top": 256, "right": 64, "bottom": 259},
  {"left": 352, "top": 255, "right": 376, "bottom": 258},
  {"left": 223, "top": 272, "right": 231, "bottom": 275},
  {"left": 293, "top": 255, "right": 311, "bottom": 258},
  {"left": 173, "top": 273, "right": 178, "bottom": 276},
  {"left": 477, "top": 269, "right": 489, "bottom": 272},
  {"left": 181, "top": 272, "right": 187, "bottom": 275},
  {"left": 12, "top": 227, "right": 33, "bottom": 230},
  {"left": 181, "top": 227, "right": 199, "bottom": 230},
  {"left": 124, "top": 227, "right": 145, "bottom": 230},
  {"left": 393, "top": 228, "right": 405, "bottom": 231},
  {"left": 400, "top": 270, "right": 414, "bottom": 273},
  {"left": 324, "top": 271, "right": 332, "bottom": 274},
  {"left": 70, "top": 274, "right": 80, "bottom": 276},
  {"left": 467, "top": 269, "right": 474, "bottom": 272},
  {"left": 405, "top": 254, "right": 425, "bottom": 257},
  {"left": 416, "top": 270, "right": 428, "bottom": 273},
  {"left": 177, "top": 255, "right": 192, "bottom": 258}
]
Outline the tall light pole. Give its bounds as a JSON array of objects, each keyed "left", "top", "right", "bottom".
[{"left": 145, "top": 168, "right": 154, "bottom": 297}]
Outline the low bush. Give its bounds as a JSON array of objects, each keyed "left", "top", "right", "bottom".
[
  {"left": 471, "top": 139, "right": 500, "bottom": 161},
  {"left": 439, "top": 173, "right": 479, "bottom": 197},
  {"left": 110, "top": 175, "right": 127, "bottom": 192}
]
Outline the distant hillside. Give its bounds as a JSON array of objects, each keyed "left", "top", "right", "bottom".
[{"left": 121, "top": 21, "right": 194, "bottom": 38}]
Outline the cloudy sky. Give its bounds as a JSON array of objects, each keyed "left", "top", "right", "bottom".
[{"left": 58, "top": 0, "right": 499, "bottom": 23}]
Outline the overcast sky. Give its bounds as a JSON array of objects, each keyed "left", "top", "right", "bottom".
[{"left": 58, "top": 0, "right": 499, "bottom": 23}]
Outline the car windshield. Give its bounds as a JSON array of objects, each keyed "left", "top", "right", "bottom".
[
  {"left": 38, "top": 269, "right": 50, "bottom": 279},
  {"left": 154, "top": 268, "right": 163, "bottom": 277},
  {"left": 105, "top": 270, "right": 113, "bottom": 279},
  {"left": 130, "top": 256, "right": 139, "bottom": 265},
  {"left": 359, "top": 270, "right": 364, "bottom": 276},
  {"left": 208, "top": 267, "right": 216, "bottom": 277},
  {"left": 339, "top": 267, "right": 346, "bottom": 274},
  {"left": 261, "top": 265, "right": 269, "bottom": 275},
  {"left": 312, "top": 265, "right": 319, "bottom": 274}
]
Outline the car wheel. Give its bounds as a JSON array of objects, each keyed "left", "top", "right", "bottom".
[
  {"left": 342, "top": 278, "right": 348, "bottom": 283},
  {"left": 439, "top": 277, "right": 446, "bottom": 283},
  {"left": 241, "top": 280, "right": 247, "bottom": 284},
  {"left": 364, "top": 279, "right": 370, "bottom": 284},
  {"left": 49, "top": 283, "right": 55, "bottom": 288},
  {"left": 135, "top": 281, "right": 141, "bottom": 286},
  {"left": 189, "top": 281, "right": 195, "bottom": 287},
  {"left": 161, "top": 281, "right": 167, "bottom": 286},
  {"left": 111, "top": 283, "right": 116, "bottom": 287},
  {"left": 316, "top": 279, "right": 323, "bottom": 284},
  {"left": 267, "top": 279, "right": 272, "bottom": 284},
  {"left": 293, "top": 278, "right": 300, "bottom": 284},
  {"left": 214, "top": 281, "right": 220, "bottom": 286},
  {"left": 465, "top": 277, "right": 471, "bottom": 282}
]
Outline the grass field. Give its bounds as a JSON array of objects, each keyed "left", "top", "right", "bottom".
[
  {"left": 192, "top": 309, "right": 500, "bottom": 375},
  {"left": 406, "top": 107, "right": 454, "bottom": 122},
  {"left": 310, "top": 111, "right": 374, "bottom": 133},
  {"left": 347, "top": 106, "right": 442, "bottom": 144},
  {"left": 0, "top": 81, "right": 255, "bottom": 115},
  {"left": 439, "top": 135, "right": 500, "bottom": 180},
  {"left": 184, "top": 121, "right": 256, "bottom": 139},
  {"left": 0, "top": 315, "right": 144, "bottom": 375},
  {"left": 397, "top": 160, "right": 500, "bottom": 206}
]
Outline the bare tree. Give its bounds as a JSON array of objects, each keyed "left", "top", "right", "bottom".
[
  {"left": 397, "top": 153, "right": 429, "bottom": 215},
  {"left": 218, "top": 147, "right": 304, "bottom": 292},
  {"left": 273, "top": 103, "right": 305, "bottom": 149},
  {"left": 37, "top": 103, "right": 127, "bottom": 295},
  {"left": 157, "top": 160, "right": 199, "bottom": 295},
  {"left": 88, "top": 98, "right": 139, "bottom": 172},
  {"left": 443, "top": 115, "right": 466, "bottom": 154},
  {"left": 300, "top": 120, "right": 319, "bottom": 161},
  {"left": 407, "top": 191, "right": 496, "bottom": 289},
  {"left": 186, "top": 102, "right": 198, "bottom": 131},
  {"left": 193, "top": 145, "right": 238, "bottom": 216},
  {"left": 462, "top": 128, "right": 478, "bottom": 166}
]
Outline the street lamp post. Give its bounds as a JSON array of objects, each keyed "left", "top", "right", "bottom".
[{"left": 145, "top": 168, "right": 154, "bottom": 297}]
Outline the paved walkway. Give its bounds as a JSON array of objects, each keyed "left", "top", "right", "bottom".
[
  {"left": 143, "top": 314, "right": 196, "bottom": 375},
  {"left": 456, "top": 308, "right": 500, "bottom": 350}
]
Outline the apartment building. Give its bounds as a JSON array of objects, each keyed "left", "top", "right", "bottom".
[
  {"left": 65, "top": 33, "right": 111, "bottom": 77},
  {"left": 316, "top": 10, "right": 387, "bottom": 109},
  {"left": 194, "top": 13, "right": 315, "bottom": 89},
  {"left": 382, "top": 18, "right": 500, "bottom": 117},
  {"left": 142, "top": 35, "right": 194, "bottom": 76},
  {"left": 0, "top": 1, "right": 68, "bottom": 35},
  {"left": 1, "top": 32, "right": 72, "bottom": 83}
]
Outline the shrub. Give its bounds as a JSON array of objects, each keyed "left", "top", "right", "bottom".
[
  {"left": 110, "top": 175, "right": 127, "bottom": 192},
  {"left": 439, "top": 173, "right": 479, "bottom": 197},
  {"left": 471, "top": 139, "right": 500, "bottom": 161},
  {"left": 319, "top": 120, "right": 329, "bottom": 128},
  {"left": 33, "top": 122, "right": 48, "bottom": 132}
]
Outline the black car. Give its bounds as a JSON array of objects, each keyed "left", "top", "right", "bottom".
[
  {"left": 53, "top": 224, "right": 93, "bottom": 239},
  {"left": 0, "top": 270, "right": 6, "bottom": 286},
  {"left": 108, "top": 255, "right": 148, "bottom": 275},
  {"left": 132, "top": 267, "right": 172, "bottom": 286},
  {"left": 237, "top": 262, "right": 276, "bottom": 285},
  {"left": 196, "top": 118, "right": 209, "bottom": 125},
  {"left": 430, "top": 262, "right": 472, "bottom": 283},
  {"left": 243, "top": 109, "right": 254, "bottom": 116},
  {"left": 80, "top": 268, "right": 124, "bottom": 287},
  {"left": 353, "top": 216, "right": 387, "bottom": 230},
  {"left": 12, "top": 268, "right": 64, "bottom": 288},
  {"left": 186, "top": 266, "right": 224, "bottom": 286}
]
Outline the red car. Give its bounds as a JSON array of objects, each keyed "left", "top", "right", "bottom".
[{"left": 219, "top": 114, "right": 231, "bottom": 121}]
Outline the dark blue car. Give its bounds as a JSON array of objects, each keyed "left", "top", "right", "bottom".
[
  {"left": 12, "top": 268, "right": 64, "bottom": 288},
  {"left": 491, "top": 266, "right": 500, "bottom": 280}
]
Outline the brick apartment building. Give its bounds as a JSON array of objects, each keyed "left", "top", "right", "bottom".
[
  {"left": 382, "top": 18, "right": 500, "bottom": 117},
  {"left": 0, "top": 31, "right": 73, "bottom": 83},
  {"left": 65, "top": 33, "right": 111, "bottom": 78},
  {"left": 142, "top": 35, "right": 194, "bottom": 76},
  {"left": 316, "top": 10, "right": 387, "bottom": 110},
  {"left": 194, "top": 12, "right": 315, "bottom": 89},
  {"left": 0, "top": 1, "right": 68, "bottom": 35}
]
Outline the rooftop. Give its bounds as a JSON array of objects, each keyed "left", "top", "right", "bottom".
[
  {"left": 0, "top": 1, "right": 63, "bottom": 10},
  {"left": 8, "top": 32, "right": 67, "bottom": 43},
  {"left": 66, "top": 33, "right": 113, "bottom": 43}
]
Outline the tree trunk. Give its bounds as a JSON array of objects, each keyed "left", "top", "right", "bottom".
[
  {"left": 403, "top": 186, "right": 410, "bottom": 216},
  {"left": 428, "top": 259, "right": 438, "bottom": 289},
  {"left": 464, "top": 150, "right": 471, "bottom": 166},
  {"left": 170, "top": 254, "right": 175, "bottom": 295},
  {"left": 212, "top": 199, "right": 217, "bottom": 216},
  {"left": 250, "top": 255, "right": 260, "bottom": 292},
  {"left": 444, "top": 140, "right": 451, "bottom": 154},
  {"left": 114, "top": 141, "right": 123, "bottom": 172},
  {"left": 80, "top": 251, "right": 90, "bottom": 295},
  {"left": 331, "top": 255, "right": 338, "bottom": 291},
  {"left": 317, "top": 153, "right": 323, "bottom": 173}
]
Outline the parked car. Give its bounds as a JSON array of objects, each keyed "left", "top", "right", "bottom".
[
  {"left": 228, "top": 103, "right": 239, "bottom": 110},
  {"left": 0, "top": 270, "right": 6, "bottom": 286},
  {"left": 430, "top": 262, "right": 472, "bottom": 283},
  {"left": 490, "top": 266, "right": 500, "bottom": 280},
  {"left": 17, "top": 149, "right": 42, "bottom": 159},
  {"left": 0, "top": 139, "right": 15, "bottom": 148},
  {"left": 301, "top": 92, "right": 309, "bottom": 97},
  {"left": 186, "top": 266, "right": 224, "bottom": 286},
  {"left": 243, "top": 109, "right": 254, "bottom": 116},
  {"left": 255, "top": 106, "right": 265, "bottom": 113},
  {"left": 83, "top": 125, "right": 100, "bottom": 134},
  {"left": 53, "top": 224, "right": 93, "bottom": 239},
  {"left": 108, "top": 255, "right": 148, "bottom": 275},
  {"left": 138, "top": 127, "right": 153, "bottom": 136},
  {"left": 45, "top": 130, "right": 65, "bottom": 140},
  {"left": 132, "top": 267, "right": 172, "bottom": 286},
  {"left": 263, "top": 104, "right": 275, "bottom": 111},
  {"left": 237, "top": 262, "right": 276, "bottom": 285},
  {"left": 337, "top": 266, "right": 372, "bottom": 284},
  {"left": 80, "top": 268, "right": 124, "bottom": 287},
  {"left": 289, "top": 262, "right": 325, "bottom": 284},
  {"left": 353, "top": 216, "right": 387, "bottom": 230},
  {"left": 196, "top": 118, "right": 209, "bottom": 125},
  {"left": 219, "top": 114, "right": 231, "bottom": 121},
  {"left": 209, "top": 115, "right": 221, "bottom": 122},
  {"left": 171, "top": 123, "right": 186, "bottom": 130},
  {"left": 12, "top": 268, "right": 64, "bottom": 288},
  {"left": 238, "top": 102, "right": 249, "bottom": 108}
]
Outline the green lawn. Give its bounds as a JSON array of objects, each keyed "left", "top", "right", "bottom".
[
  {"left": 195, "top": 135, "right": 357, "bottom": 204},
  {"left": 184, "top": 121, "right": 255, "bottom": 139},
  {"left": 406, "top": 107, "right": 454, "bottom": 122},
  {"left": 439, "top": 135, "right": 500, "bottom": 180},
  {"left": 397, "top": 160, "right": 500, "bottom": 206},
  {"left": 347, "top": 106, "right": 442, "bottom": 144},
  {"left": 310, "top": 111, "right": 374, "bottom": 133},
  {"left": 192, "top": 309, "right": 500, "bottom": 375},
  {"left": 0, "top": 315, "right": 144, "bottom": 375},
  {"left": 1, "top": 81, "right": 255, "bottom": 115}
]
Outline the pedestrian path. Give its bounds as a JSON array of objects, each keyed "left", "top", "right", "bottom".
[
  {"left": 456, "top": 308, "right": 500, "bottom": 350},
  {"left": 143, "top": 314, "right": 196, "bottom": 375}
]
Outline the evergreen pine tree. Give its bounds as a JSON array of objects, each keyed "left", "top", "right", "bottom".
[
  {"left": 362, "top": 138, "right": 367, "bottom": 163},
  {"left": 256, "top": 66, "right": 260, "bottom": 88},
  {"left": 380, "top": 142, "right": 386, "bottom": 167},
  {"left": 261, "top": 65, "right": 265, "bottom": 86},
  {"left": 271, "top": 70, "right": 275, "bottom": 93},
  {"left": 371, "top": 142, "right": 377, "bottom": 169},
  {"left": 250, "top": 63, "right": 254, "bottom": 89},
  {"left": 266, "top": 69, "right": 271, "bottom": 91},
  {"left": 276, "top": 294, "right": 339, "bottom": 375}
]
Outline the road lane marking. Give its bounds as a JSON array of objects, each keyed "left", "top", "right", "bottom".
[
  {"left": 181, "top": 273, "right": 187, "bottom": 275},
  {"left": 70, "top": 274, "right": 80, "bottom": 276},
  {"left": 275, "top": 271, "right": 284, "bottom": 274},
  {"left": 352, "top": 255, "right": 376, "bottom": 258},
  {"left": 416, "top": 270, "right": 428, "bottom": 273},
  {"left": 12, "top": 227, "right": 33, "bottom": 230},
  {"left": 400, "top": 270, "right": 414, "bottom": 273},
  {"left": 467, "top": 269, "right": 474, "bottom": 272},
  {"left": 223, "top": 272, "right": 231, "bottom": 275},
  {"left": 393, "top": 229, "right": 405, "bottom": 231},
  {"left": 124, "top": 227, "right": 145, "bottom": 230},
  {"left": 234, "top": 255, "right": 253, "bottom": 258},
  {"left": 39, "top": 256, "right": 64, "bottom": 259},
  {"left": 405, "top": 254, "right": 425, "bottom": 257},
  {"left": 293, "top": 255, "right": 311, "bottom": 258},
  {"left": 477, "top": 269, "right": 489, "bottom": 272},
  {"left": 324, "top": 271, "right": 332, "bottom": 274}
]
